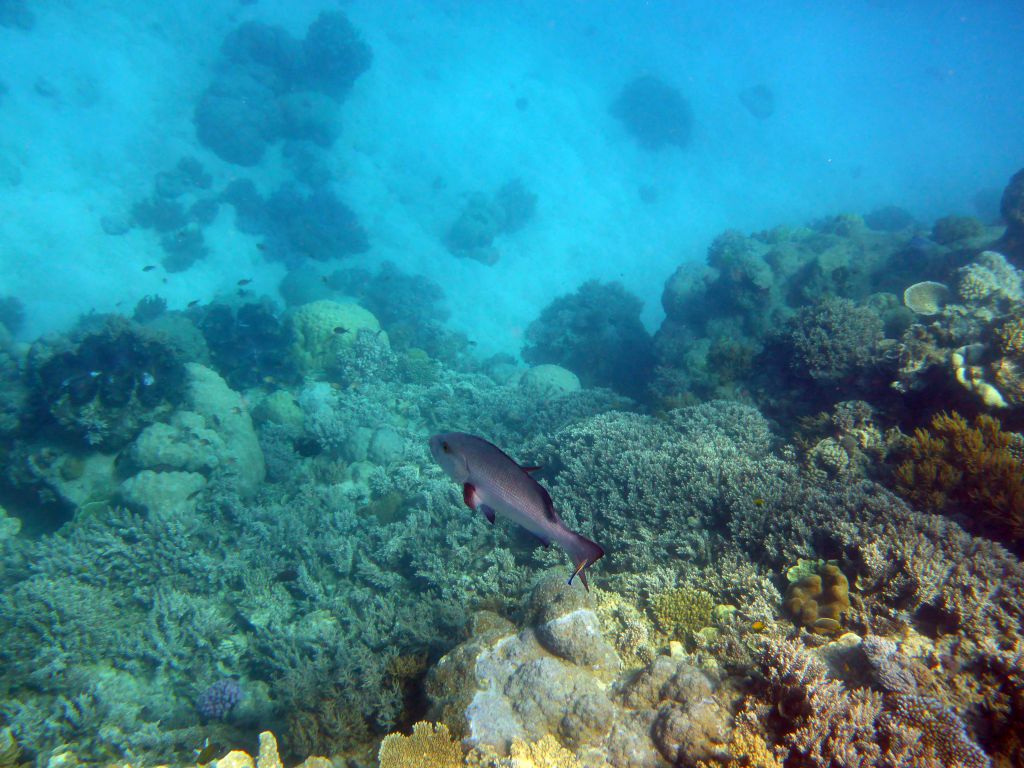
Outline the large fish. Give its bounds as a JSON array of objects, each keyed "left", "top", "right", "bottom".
[{"left": 429, "top": 432, "right": 604, "bottom": 590}]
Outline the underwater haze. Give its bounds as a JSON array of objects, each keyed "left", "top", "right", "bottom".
[
  {"left": 0, "top": 1, "right": 1021, "bottom": 347},
  {"left": 2, "top": 1, "right": 1024, "bottom": 767}
]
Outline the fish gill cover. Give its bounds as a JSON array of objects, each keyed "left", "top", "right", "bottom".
[{"left": 0, "top": 1, "right": 1023, "bottom": 767}]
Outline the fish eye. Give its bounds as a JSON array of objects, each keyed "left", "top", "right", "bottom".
[{"left": 442, "top": 441, "right": 450, "bottom": 453}]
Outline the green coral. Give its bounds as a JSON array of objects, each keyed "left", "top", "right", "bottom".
[{"left": 651, "top": 587, "right": 715, "bottom": 639}]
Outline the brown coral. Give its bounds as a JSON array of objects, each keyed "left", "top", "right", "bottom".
[
  {"left": 995, "top": 314, "right": 1024, "bottom": 356},
  {"left": 783, "top": 564, "right": 850, "bottom": 635},
  {"left": 893, "top": 411, "right": 1024, "bottom": 542}
]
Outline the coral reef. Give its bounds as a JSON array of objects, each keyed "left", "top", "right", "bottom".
[
  {"left": 784, "top": 296, "right": 884, "bottom": 385},
  {"left": 221, "top": 181, "right": 368, "bottom": 265},
  {"left": 445, "top": 179, "right": 537, "bottom": 264},
  {"left": 426, "top": 579, "right": 730, "bottom": 766},
  {"left": 197, "top": 302, "right": 298, "bottom": 389},
  {"left": 378, "top": 722, "right": 462, "bottom": 768},
  {"left": 194, "top": 13, "right": 371, "bottom": 165},
  {"left": 522, "top": 280, "right": 654, "bottom": 400},
  {"left": 610, "top": 75, "right": 693, "bottom": 150}
]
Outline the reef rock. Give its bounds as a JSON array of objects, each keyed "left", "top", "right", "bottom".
[{"left": 426, "top": 578, "right": 731, "bottom": 767}]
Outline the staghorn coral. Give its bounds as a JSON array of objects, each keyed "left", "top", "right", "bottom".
[
  {"left": 878, "top": 694, "right": 991, "bottom": 767},
  {"left": 757, "top": 638, "right": 884, "bottom": 767},
  {"left": 893, "top": 411, "right": 1024, "bottom": 543},
  {"left": 378, "top": 721, "right": 463, "bottom": 768}
]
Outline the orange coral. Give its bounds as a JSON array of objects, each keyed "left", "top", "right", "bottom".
[{"left": 894, "top": 411, "right": 1024, "bottom": 541}]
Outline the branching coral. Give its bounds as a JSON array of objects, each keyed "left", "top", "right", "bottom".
[
  {"left": 652, "top": 587, "right": 716, "bottom": 640},
  {"left": 878, "top": 694, "right": 991, "bottom": 767},
  {"left": 378, "top": 722, "right": 463, "bottom": 768},
  {"left": 893, "top": 411, "right": 1024, "bottom": 542}
]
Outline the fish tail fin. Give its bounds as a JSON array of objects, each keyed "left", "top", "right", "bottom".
[{"left": 564, "top": 532, "right": 604, "bottom": 592}]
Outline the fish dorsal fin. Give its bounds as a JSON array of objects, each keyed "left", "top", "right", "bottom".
[{"left": 520, "top": 465, "right": 542, "bottom": 474}]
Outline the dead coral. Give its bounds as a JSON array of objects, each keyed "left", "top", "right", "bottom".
[{"left": 893, "top": 411, "right": 1024, "bottom": 543}]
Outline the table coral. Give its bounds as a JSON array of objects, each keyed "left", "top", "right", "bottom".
[{"left": 378, "top": 722, "right": 463, "bottom": 768}]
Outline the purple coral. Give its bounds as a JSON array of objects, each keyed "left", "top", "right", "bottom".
[{"left": 197, "top": 678, "right": 242, "bottom": 721}]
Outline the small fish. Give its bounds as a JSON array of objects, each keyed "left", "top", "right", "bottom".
[
  {"left": 188, "top": 300, "right": 200, "bottom": 308},
  {"left": 195, "top": 738, "right": 219, "bottom": 765},
  {"left": 753, "top": 498, "right": 765, "bottom": 507},
  {"left": 142, "top": 265, "right": 156, "bottom": 272},
  {"left": 750, "top": 620, "right": 766, "bottom": 632},
  {"left": 238, "top": 278, "right": 252, "bottom": 286},
  {"left": 140, "top": 372, "right": 155, "bottom": 387},
  {"left": 262, "top": 375, "right": 276, "bottom": 384},
  {"left": 429, "top": 432, "right": 604, "bottom": 589},
  {"left": 333, "top": 326, "right": 348, "bottom": 335},
  {"left": 187, "top": 488, "right": 204, "bottom": 501},
  {"left": 232, "top": 406, "right": 243, "bottom": 414},
  {"left": 812, "top": 617, "right": 842, "bottom": 634},
  {"left": 256, "top": 243, "right": 267, "bottom": 251},
  {"left": 89, "top": 370, "right": 101, "bottom": 378}
]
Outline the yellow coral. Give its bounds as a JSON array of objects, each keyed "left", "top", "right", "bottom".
[
  {"left": 995, "top": 315, "right": 1024, "bottom": 356},
  {"left": 378, "top": 722, "right": 463, "bottom": 768},
  {"left": 894, "top": 411, "right": 1024, "bottom": 541},
  {"left": 0, "top": 728, "right": 24, "bottom": 768},
  {"left": 467, "top": 736, "right": 598, "bottom": 768},
  {"left": 652, "top": 587, "right": 715, "bottom": 640},
  {"left": 289, "top": 300, "right": 385, "bottom": 375}
]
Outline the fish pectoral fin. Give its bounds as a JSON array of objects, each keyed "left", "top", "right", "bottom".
[
  {"left": 520, "top": 464, "right": 542, "bottom": 474},
  {"left": 462, "top": 483, "right": 481, "bottom": 510},
  {"left": 478, "top": 504, "right": 496, "bottom": 524}
]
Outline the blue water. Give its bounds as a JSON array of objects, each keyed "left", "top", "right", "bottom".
[
  {"left": 1, "top": 2, "right": 1023, "bottom": 766},
  {"left": 0, "top": 1, "right": 1020, "bottom": 347}
]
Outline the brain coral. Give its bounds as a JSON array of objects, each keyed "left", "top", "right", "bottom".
[{"left": 289, "top": 300, "right": 385, "bottom": 375}]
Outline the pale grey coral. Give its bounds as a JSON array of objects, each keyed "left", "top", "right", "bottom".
[
  {"left": 859, "top": 635, "right": 917, "bottom": 694},
  {"left": 786, "top": 296, "right": 884, "bottom": 383},
  {"left": 878, "top": 694, "right": 991, "bottom": 768},
  {"left": 534, "top": 401, "right": 779, "bottom": 573},
  {"left": 758, "top": 638, "right": 883, "bottom": 767},
  {"left": 956, "top": 250, "right": 1022, "bottom": 307}
]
